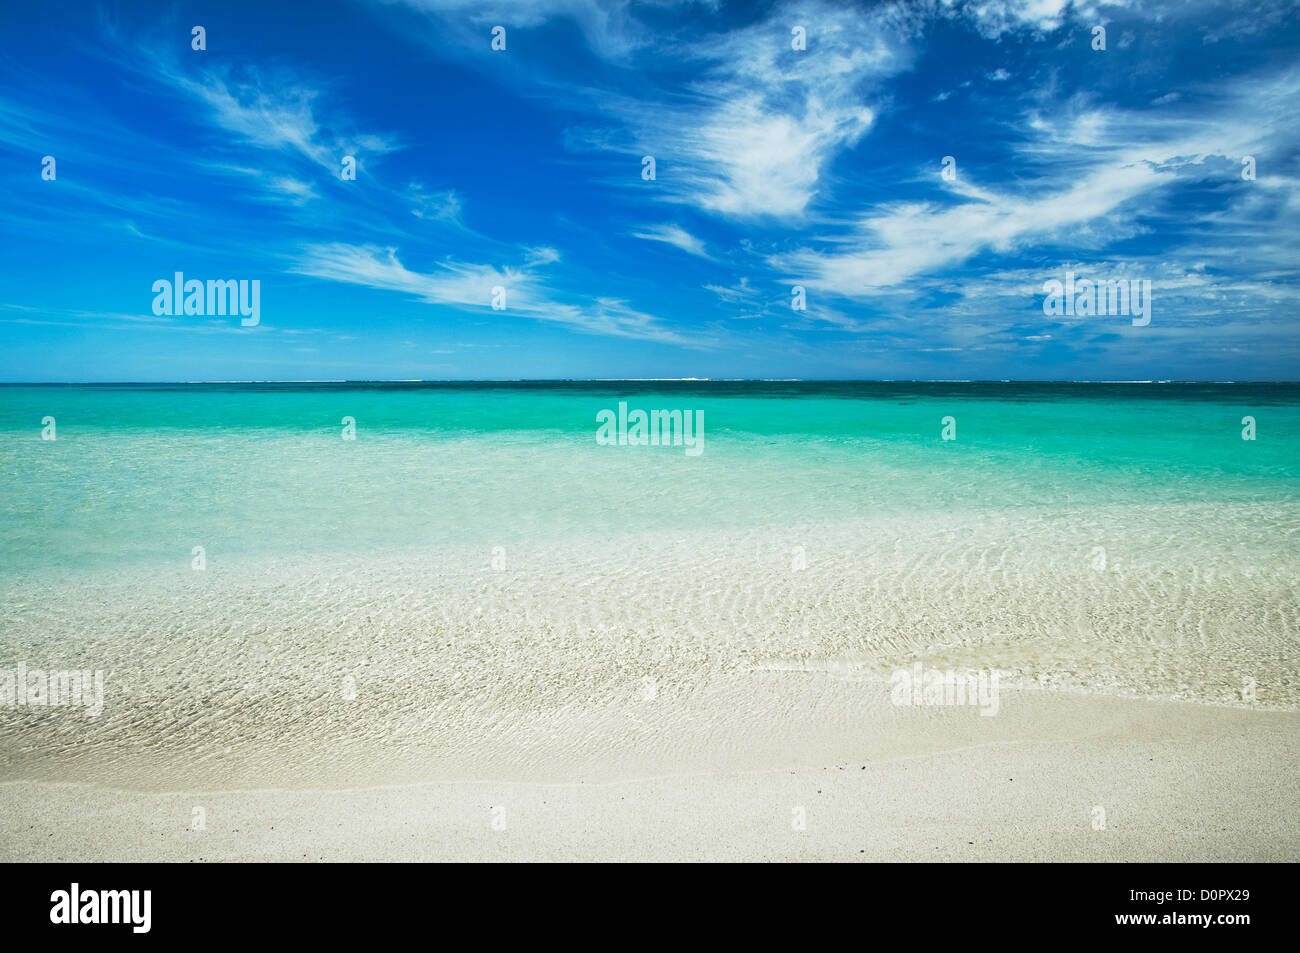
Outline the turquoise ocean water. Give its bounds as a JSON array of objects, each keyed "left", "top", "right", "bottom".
[{"left": 1, "top": 381, "right": 1297, "bottom": 573}]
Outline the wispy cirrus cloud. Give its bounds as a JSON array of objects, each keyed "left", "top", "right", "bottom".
[
  {"left": 154, "top": 61, "right": 402, "bottom": 174},
  {"left": 597, "top": 0, "right": 915, "bottom": 221},
  {"left": 776, "top": 63, "right": 1300, "bottom": 307},
  {"left": 293, "top": 243, "right": 704, "bottom": 346},
  {"left": 630, "top": 223, "right": 712, "bottom": 258},
  {"left": 775, "top": 162, "right": 1166, "bottom": 295},
  {"left": 406, "top": 183, "right": 463, "bottom": 224},
  {"left": 384, "top": 0, "right": 687, "bottom": 58},
  {"left": 949, "top": 0, "right": 1075, "bottom": 38}
]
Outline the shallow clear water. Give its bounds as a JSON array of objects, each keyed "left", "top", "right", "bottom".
[
  {"left": 1, "top": 382, "right": 1297, "bottom": 788},
  {"left": 2, "top": 381, "right": 1297, "bottom": 572}
]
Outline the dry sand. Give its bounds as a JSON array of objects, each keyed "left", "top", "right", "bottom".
[{"left": 3, "top": 688, "right": 1295, "bottom": 862}]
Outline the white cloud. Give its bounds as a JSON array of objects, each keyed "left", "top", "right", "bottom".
[
  {"left": 703, "top": 277, "right": 758, "bottom": 302},
  {"left": 630, "top": 223, "right": 712, "bottom": 258},
  {"left": 777, "top": 65, "right": 1300, "bottom": 301},
  {"left": 775, "top": 162, "right": 1165, "bottom": 295},
  {"left": 293, "top": 243, "right": 701, "bottom": 345},
  {"left": 407, "top": 184, "right": 463, "bottom": 223},
  {"left": 386, "top": 0, "right": 686, "bottom": 58},
  {"left": 267, "top": 176, "right": 319, "bottom": 205},
  {"left": 150, "top": 59, "right": 401, "bottom": 176},
  {"left": 946, "top": 0, "right": 1073, "bottom": 38},
  {"left": 562, "top": 0, "right": 915, "bottom": 221}
]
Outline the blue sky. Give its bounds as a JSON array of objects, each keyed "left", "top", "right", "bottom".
[{"left": 1, "top": 0, "right": 1297, "bottom": 381}]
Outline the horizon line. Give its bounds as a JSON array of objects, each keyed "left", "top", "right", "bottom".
[{"left": 2, "top": 378, "right": 1299, "bottom": 386}]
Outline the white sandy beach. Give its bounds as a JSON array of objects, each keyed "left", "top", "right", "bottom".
[
  {"left": 2, "top": 503, "right": 1297, "bottom": 861},
  {"left": 2, "top": 686, "right": 1296, "bottom": 862}
]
